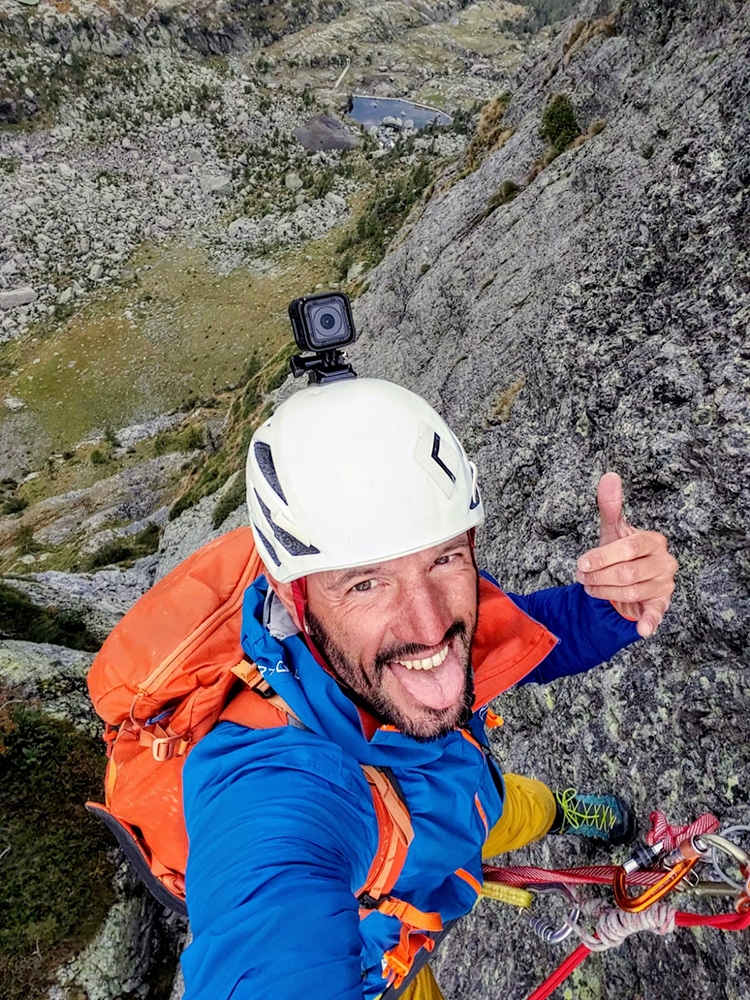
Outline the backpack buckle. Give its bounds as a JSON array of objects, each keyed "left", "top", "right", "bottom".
[{"left": 138, "top": 727, "right": 189, "bottom": 762}]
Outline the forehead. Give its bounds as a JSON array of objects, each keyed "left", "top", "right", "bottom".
[{"left": 310, "top": 534, "right": 473, "bottom": 593}]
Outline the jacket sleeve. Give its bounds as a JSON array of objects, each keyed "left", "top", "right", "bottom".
[
  {"left": 482, "top": 575, "right": 640, "bottom": 684},
  {"left": 181, "top": 722, "right": 379, "bottom": 1000}
]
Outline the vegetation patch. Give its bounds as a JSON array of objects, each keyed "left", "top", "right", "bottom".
[
  {"left": 336, "top": 159, "right": 433, "bottom": 270},
  {"left": 152, "top": 424, "right": 204, "bottom": 457},
  {"left": 500, "top": 0, "right": 583, "bottom": 35},
  {"left": 480, "top": 180, "right": 521, "bottom": 220},
  {"left": 212, "top": 474, "right": 247, "bottom": 530},
  {"left": 0, "top": 582, "right": 100, "bottom": 650},
  {"left": 489, "top": 376, "right": 527, "bottom": 424},
  {"left": 539, "top": 94, "right": 581, "bottom": 155},
  {"left": 83, "top": 522, "right": 162, "bottom": 571},
  {"left": 0, "top": 697, "right": 115, "bottom": 1000},
  {"left": 168, "top": 347, "right": 287, "bottom": 522},
  {"left": 460, "top": 93, "right": 514, "bottom": 176}
]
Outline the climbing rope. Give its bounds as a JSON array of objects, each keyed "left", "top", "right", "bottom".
[{"left": 479, "top": 812, "right": 750, "bottom": 1000}]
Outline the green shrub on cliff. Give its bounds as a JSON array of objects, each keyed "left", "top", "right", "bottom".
[
  {"left": 0, "top": 700, "right": 115, "bottom": 999},
  {"left": 540, "top": 94, "right": 581, "bottom": 153}
]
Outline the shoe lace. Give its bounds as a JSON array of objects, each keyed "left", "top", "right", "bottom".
[{"left": 557, "top": 788, "right": 618, "bottom": 833}]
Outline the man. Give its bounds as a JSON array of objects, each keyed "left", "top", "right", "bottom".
[{"left": 181, "top": 378, "right": 677, "bottom": 1000}]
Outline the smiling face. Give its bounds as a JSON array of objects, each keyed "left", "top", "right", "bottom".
[{"left": 272, "top": 534, "right": 479, "bottom": 741}]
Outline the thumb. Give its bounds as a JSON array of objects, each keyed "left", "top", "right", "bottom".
[{"left": 597, "top": 472, "right": 629, "bottom": 545}]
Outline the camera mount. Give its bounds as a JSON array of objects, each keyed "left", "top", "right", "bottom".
[{"left": 289, "top": 348, "right": 357, "bottom": 385}]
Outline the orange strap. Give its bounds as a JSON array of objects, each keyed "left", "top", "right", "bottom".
[
  {"left": 357, "top": 896, "right": 443, "bottom": 989},
  {"left": 219, "top": 661, "right": 297, "bottom": 730},
  {"left": 355, "top": 766, "right": 414, "bottom": 900}
]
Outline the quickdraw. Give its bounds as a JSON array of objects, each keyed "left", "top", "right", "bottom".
[{"left": 480, "top": 814, "right": 750, "bottom": 1000}]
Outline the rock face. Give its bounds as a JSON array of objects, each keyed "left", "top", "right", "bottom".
[
  {"left": 349, "top": 1, "right": 750, "bottom": 997},
  {"left": 0, "top": 638, "right": 95, "bottom": 731}
]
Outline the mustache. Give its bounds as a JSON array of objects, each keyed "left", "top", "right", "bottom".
[{"left": 374, "top": 620, "right": 469, "bottom": 671}]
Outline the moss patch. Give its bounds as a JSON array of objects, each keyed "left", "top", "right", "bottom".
[{"left": 0, "top": 698, "right": 115, "bottom": 999}]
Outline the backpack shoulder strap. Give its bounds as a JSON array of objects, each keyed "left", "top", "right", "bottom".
[
  {"left": 220, "top": 660, "right": 414, "bottom": 905},
  {"left": 219, "top": 659, "right": 299, "bottom": 730},
  {"left": 356, "top": 765, "right": 413, "bottom": 902}
]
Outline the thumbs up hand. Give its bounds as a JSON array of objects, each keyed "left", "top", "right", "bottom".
[{"left": 576, "top": 473, "right": 678, "bottom": 637}]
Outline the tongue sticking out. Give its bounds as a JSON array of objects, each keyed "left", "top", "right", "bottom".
[{"left": 388, "top": 650, "right": 467, "bottom": 711}]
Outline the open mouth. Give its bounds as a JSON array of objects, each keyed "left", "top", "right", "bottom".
[
  {"left": 392, "top": 644, "right": 450, "bottom": 671},
  {"left": 387, "top": 641, "right": 466, "bottom": 711}
]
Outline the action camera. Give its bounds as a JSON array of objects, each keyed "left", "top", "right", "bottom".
[
  {"left": 289, "top": 292, "right": 356, "bottom": 353},
  {"left": 288, "top": 291, "right": 358, "bottom": 384}
]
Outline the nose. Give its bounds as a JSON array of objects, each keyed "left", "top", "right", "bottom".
[{"left": 391, "top": 578, "right": 453, "bottom": 649}]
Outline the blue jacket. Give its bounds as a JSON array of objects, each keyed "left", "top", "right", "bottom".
[{"left": 181, "top": 576, "right": 638, "bottom": 1000}]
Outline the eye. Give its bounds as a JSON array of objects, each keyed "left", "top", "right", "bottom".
[
  {"left": 434, "top": 550, "right": 464, "bottom": 567},
  {"left": 351, "top": 579, "right": 374, "bottom": 593}
]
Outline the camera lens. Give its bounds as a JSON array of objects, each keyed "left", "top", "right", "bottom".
[{"left": 305, "top": 297, "right": 349, "bottom": 348}]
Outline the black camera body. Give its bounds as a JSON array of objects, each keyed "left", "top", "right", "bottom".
[{"left": 288, "top": 291, "right": 358, "bottom": 384}]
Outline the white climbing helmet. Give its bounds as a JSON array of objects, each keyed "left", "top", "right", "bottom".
[{"left": 246, "top": 378, "right": 484, "bottom": 583}]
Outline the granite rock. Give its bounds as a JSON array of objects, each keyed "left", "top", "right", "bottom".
[{"left": 350, "top": 1, "right": 750, "bottom": 996}]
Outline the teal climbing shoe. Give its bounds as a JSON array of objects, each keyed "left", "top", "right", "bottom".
[{"left": 549, "top": 788, "right": 637, "bottom": 846}]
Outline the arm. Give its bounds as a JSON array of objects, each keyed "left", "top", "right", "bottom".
[
  {"left": 182, "top": 722, "right": 378, "bottom": 1000},
  {"left": 506, "top": 581, "right": 639, "bottom": 684},
  {"left": 486, "top": 473, "right": 678, "bottom": 685}
]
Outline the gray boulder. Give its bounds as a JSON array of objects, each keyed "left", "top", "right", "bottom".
[
  {"left": 0, "top": 639, "right": 95, "bottom": 733},
  {"left": 293, "top": 114, "right": 361, "bottom": 152},
  {"left": 0, "top": 285, "right": 37, "bottom": 309}
]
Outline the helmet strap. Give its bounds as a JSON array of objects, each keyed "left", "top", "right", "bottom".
[
  {"left": 291, "top": 576, "right": 336, "bottom": 677},
  {"left": 290, "top": 577, "right": 308, "bottom": 632}
]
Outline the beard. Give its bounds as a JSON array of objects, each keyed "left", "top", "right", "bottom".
[{"left": 304, "top": 610, "right": 476, "bottom": 742}]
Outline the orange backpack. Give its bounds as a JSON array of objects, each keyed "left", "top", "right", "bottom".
[{"left": 86, "top": 527, "right": 414, "bottom": 920}]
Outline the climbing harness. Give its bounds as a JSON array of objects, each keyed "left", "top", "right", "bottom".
[{"left": 480, "top": 812, "right": 750, "bottom": 1000}]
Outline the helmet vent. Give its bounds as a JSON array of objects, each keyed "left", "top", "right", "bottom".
[
  {"left": 252, "top": 522, "right": 281, "bottom": 567},
  {"left": 254, "top": 492, "right": 321, "bottom": 558},
  {"left": 431, "top": 432, "right": 457, "bottom": 484},
  {"left": 254, "top": 441, "right": 287, "bottom": 504}
]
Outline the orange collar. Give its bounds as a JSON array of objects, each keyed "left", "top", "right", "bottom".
[{"left": 471, "top": 577, "right": 557, "bottom": 708}]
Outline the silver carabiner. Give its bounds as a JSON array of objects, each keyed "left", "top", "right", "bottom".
[{"left": 523, "top": 883, "right": 581, "bottom": 945}]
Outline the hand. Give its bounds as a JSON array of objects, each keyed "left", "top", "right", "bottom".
[{"left": 576, "top": 473, "right": 678, "bottom": 637}]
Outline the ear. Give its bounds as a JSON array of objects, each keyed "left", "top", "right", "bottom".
[{"left": 265, "top": 573, "right": 305, "bottom": 632}]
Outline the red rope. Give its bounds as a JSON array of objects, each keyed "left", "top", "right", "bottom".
[
  {"left": 520, "top": 908, "right": 750, "bottom": 1000},
  {"left": 523, "top": 944, "right": 591, "bottom": 1000},
  {"left": 482, "top": 863, "right": 668, "bottom": 888}
]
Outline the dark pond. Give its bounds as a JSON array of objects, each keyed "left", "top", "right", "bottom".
[{"left": 346, "top": 95, "right": 453, "bottom": 130}]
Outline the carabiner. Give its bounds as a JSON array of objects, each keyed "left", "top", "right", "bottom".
[
  {"left": 613, "top": 856, "right": 700, "bottom": 912},
  {"left": 702, "top": 828, "right": 750, "bottom": 894},
  {"left": 522, "top": 883, "right": 581, "bottom": 944}
]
